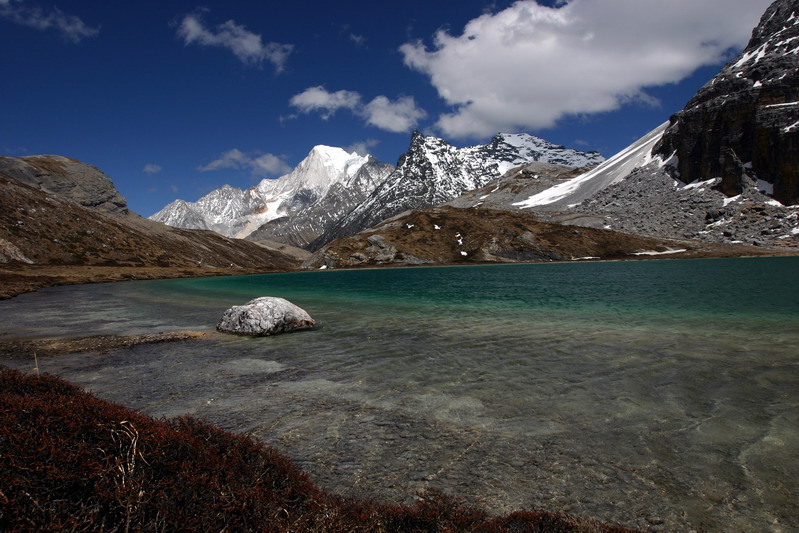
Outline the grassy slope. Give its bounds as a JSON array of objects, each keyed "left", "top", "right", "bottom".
[
  {"left": 0, "top": 175, "right": 301, "bottom": 299},
  {"left": 0, "top": 368, "right": 638, "bottom": 532}
]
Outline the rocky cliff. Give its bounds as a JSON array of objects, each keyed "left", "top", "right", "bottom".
[
  {"left": 0, "top": 155, "right": 129, "bottom": 214},
  {"left": 654, "top": 0, "right": 799, "bottom": 205}
]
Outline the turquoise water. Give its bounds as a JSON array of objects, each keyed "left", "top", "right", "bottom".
[{"left": 2, "top": 257, "right": 798, "bottom": 531}]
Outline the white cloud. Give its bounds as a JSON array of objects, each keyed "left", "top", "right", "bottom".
[
  {"left": 289, "top": 86, "right": 362, "bottom": 119},
  {"left": 347, "top": 138, "right": 380, "bottom": 156},
  {"left": 199, "top": 148, "right": 248, "bottom": 171},
  {"left": 400, "top": 0, "right": 773, "bottom": 138},
  {"left": 143, "top": 163, "right": 162, "bottom": 174},
  {"left": 363, "top": 95, "right": 427, "bottom": 133},
  {"left": 251, "top": 153, "right": 292, "bottom": 175},
  {"left": 177, "top": 11, "right": 293, "bottom": 71},
  {"left": 289, "top": 86, "right": 426, "bottom": 133},
  {"left": 0, "top": 0, "right": 99, "bottom": 43},
  {"left": 199, "top": 149, "right": 291, "bottom": 177}
]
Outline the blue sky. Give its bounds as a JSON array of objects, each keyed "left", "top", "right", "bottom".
[{"left": 1, "top": 0, "right": 772, "bottom": 216}]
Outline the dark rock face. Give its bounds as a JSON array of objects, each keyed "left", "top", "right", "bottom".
[
  {"left": 654, "top": 0, "right": 799, "bottom": 205},
  {"left": 0, "top": 155, "right": 129, "bottom": 214}
]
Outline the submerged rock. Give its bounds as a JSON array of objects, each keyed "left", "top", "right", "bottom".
[{"left": 217, "top": 297, "right": 315, "bottom": 336}]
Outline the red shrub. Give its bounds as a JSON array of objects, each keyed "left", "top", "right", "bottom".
[{"left": 0, "top": 367, "right": 640, "bottom": 532}]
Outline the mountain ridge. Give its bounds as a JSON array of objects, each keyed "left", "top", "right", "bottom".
[
  {"left": 303, "top": 205, "right": 787, "bottom": 270},
  {"left": 149, "top": 131, "right": 603, "bottom": 250},
  {"left": 150, "top": 147, "right": 392, "bottom": 241},
  {"left": 308, "top": 131, "right": 604, "bottom": 250}
]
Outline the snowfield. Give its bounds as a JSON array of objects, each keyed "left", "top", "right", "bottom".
[{"left": 513, "top": 122, "right": 668, "bottom": 210}]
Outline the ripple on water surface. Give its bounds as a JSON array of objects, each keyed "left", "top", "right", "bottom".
[{"left": 1, "top": 257, "right": 798, "bottom": 532}]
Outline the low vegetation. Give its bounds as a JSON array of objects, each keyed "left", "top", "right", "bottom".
[{"left": 0, "top": 367, "right": 638, "bottom": 532}]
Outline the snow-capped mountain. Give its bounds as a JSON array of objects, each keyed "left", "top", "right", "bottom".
[
  {"left": 246, "top": 156, "right": 393, "bottom": 249},
  {"left": 309, "top": 131, "right": 603, "bottom": 249},
  {"left": 151, "top": 198, "right": 211, "bottom": 230},
  {"left": 477, "top": 133, "right": 604, "bottom": 175},
  {"left": 150, "top": 146, "right": 390, "bottom": 239}
]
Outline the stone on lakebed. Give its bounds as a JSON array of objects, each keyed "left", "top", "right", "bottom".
[{"left": 216, "top": 297, "right": 315, "bottom": 336}]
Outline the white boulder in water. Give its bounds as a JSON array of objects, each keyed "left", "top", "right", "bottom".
[{"left": 216, "top": 297, "right": 315, "bottom": 336}]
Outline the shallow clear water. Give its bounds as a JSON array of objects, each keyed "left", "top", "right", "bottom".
[{"left": 2, "top": 257, "right": 798, "bottom": 531}]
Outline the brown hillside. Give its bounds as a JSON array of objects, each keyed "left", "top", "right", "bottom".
[
  {"left": 0, "top": 175, "right": 299, "bottom": 298},
  {"left": 305, "top": 206, "right": 786, "bottom": 269}
]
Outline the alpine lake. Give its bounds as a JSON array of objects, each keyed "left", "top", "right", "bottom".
[{"left": 2, "top": 256, "right": 798, "bottom": 532}]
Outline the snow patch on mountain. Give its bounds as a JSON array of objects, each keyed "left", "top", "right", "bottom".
[{"left": 514, "top": 122, "right": 667, "bottom": 209}]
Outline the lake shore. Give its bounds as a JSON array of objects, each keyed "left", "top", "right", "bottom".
[
  {"left": 0, "top": 367, "right": 640, "bottom": 532},
  {"left": 0, "top": 263, "right": 294, "bottom": 300},
  {"left": 2, "top": 242, "right": 797, "bottom": 300}
]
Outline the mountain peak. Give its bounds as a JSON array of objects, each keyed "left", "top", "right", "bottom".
[
  {"left": 287, "top": 145, "right": 369, "bottom": 189},
  {"left": 307, "top": 144, "right": 351, "bottom": 160},
  {"left": 151, "top": 145, "right": 390, "bottom": 241},
  {"left": 312, "top": 129, "right": 604, "bottom": 249}
]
